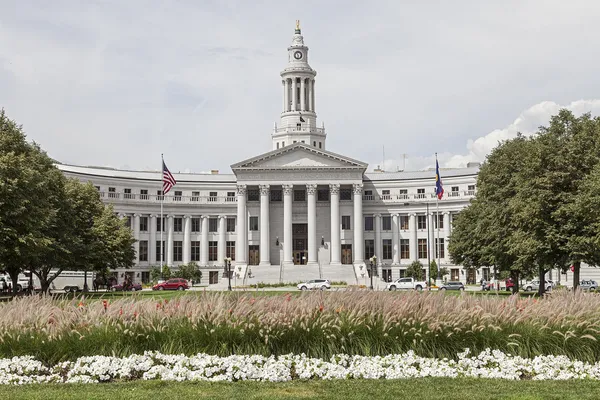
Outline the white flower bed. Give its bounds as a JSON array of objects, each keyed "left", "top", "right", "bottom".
[{"left": 2, "top": 349, "right": 600, "bottom": 384}]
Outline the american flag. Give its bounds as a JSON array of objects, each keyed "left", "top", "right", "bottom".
[{"left": 162, "top": 160, "right": 177, "bottom": 194}]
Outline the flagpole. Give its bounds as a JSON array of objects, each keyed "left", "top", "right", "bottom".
[
  {"left": 435, "top": 153, "right": 441, "bottom": 284},
  {"left": 160, "top": 153, "right": 164, "bottom": 280}
]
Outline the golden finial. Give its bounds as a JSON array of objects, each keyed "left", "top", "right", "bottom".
[{"left": 296, "top": 20, "right": 300, "bottom": 30}]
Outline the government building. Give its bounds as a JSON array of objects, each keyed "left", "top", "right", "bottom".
[{"left": 58, "top": 24, "right": 582, "bottom": 288}]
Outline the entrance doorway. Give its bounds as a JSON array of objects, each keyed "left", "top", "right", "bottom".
[
  {"left": 248, "top": 245, "right": 259, "bottom": 266},
  {"left": 292, "top": 224, "right": 307, "bottom": 265},
  {"left": 341, "top": 244, "right": 353, "bottom": 264},
  {"left": 382, "top": 268, "right": 392, "bottom": 283}
]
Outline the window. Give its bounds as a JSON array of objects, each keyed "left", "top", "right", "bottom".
[
  {"left": 317, "top": 188, "right": 329, "bottom": 201},
  {"left": 209, "top": 218, "right": 218, "bottom": 232},
  {"left": 276, "top": 142, "right": 279, "bottom": 149},
  {"left": 94, "top": 186, "right": 100, "bottom": 191},
  {"left": 400, "top": 215, "right": 409, "bottom": 230},
  {"left": 125, "top": 216, "right": 132, "bottom": 228},
  {"left": 173, "top": 241, "right": 182, "bottom": 262},
  {"left": 192, "top": 217, "right": 200, "bottom": 233},
  {"left": 247, "top": 189, "right": 259, "bottom": 202},
  {"left": 191, "top": 241, "right": 200, "bottom": 262},
  {"left": 382, "top": 190, "right": 391, "bottom": 200},
  {"left": 435, "top": 238, "right": 445, "bottom": 259},
  {"left": 417, "top": 188, "right": 425, "bottom": 199},
  {"left": 174, "top": 217, "right": 183, "bottom": 232},
  {"left": 313, "top": 141, "right": 316, "bottom": 147},
  {"left": 156, "top": 217, "right": 165, "bottom": 232},
  {"left": 282, "top": 142, "right": 285, "bottom": 147},
  {"left": 156, "top": 241, "right": 165, "bottom": 262},
  {"left": 435, "top": 214, "right": 443, "bottom": 229},
  {"left": 139, "top": 216, "right": 148, "bottom": 232},
  {"left": 319, "top": 142, "right": 322, "bottom": 149},
  {"left": 209, "top": 241, "right": 218, "bottom": 261},
  {"left": 174, "top": 190, "right": 182, "bottom": 201},
  {"left": 226, "top": 241, "right": 236, "bottom": 260},
  {"left": 124, "top": 188, "right": 133, "bottom": 199},
  {"left": 294, "top": 190, "right": 305, "bottom": 202},
  {"left": 467, "top": 185, "right": 476, "bottom": 195},
  {"left": 249, "top": 216, "right": 259, "bottom": 231},
  {"left": 365, "top": 240, "right": 374, "bottom": 260},
  {"left": 141, "top": 271, "right": 150, "bottom": 284},
  {"left": 209, "top": 191, "right": 217, "bottom": 202},
  {"left": 383, "top": 239, "right": 392, "bottom": 259},
  {"left": 418, "top": 238, "right": 428, "bottom": 259},
  {"left": 108, "top": 187, "right": 117, "bottom": 198},
  {"left": 451, "top": 186, "right": 459, "bottom": 197},
  {"left": 227, "top": 191, "right": 235, "bottom": 200},
  {"left": 227, "top": 217, "right": 236, "bottom": 232},
  {"left": 139, "top": 240, "right": 148, "bottom": 262},
  {"left": 340, "top": 188, "right": 352, "bottom": 200},
  {"left": 364, "top": 190, "right": 372, "bottom": 198},
  {"left": 140, "top": 189, "right": 148, "bottom": 200},
  {"left": 342, "top": 215, "right": 351, "bottom": 230},
  {"left": 418, "top": 215, "right": 427, "bottom": 230},
  {"left": 191, "top": 191, "right": 200, "bottom": 201},
  {"left": 400, "top": 239, "right": 410, "bottom": 259},
  {"left": 270, "top": 190, "right": 282, "bottom": 202},
  {"left": 296, "top": 123, "right": 301, "bottom": 130},
  {"left": 382, "top": 216, "right": 392, "bottom": 231},
  {"left": 399, "top": 189, "right": 408, "bottom": 199},
  {"left": 364, "top": 216, "right": 374, "bottom": 231},
  {"left": 157, "top": 190, "right": 164, "bottom": 201}
]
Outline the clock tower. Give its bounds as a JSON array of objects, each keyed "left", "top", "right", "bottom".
[{"left": 272, "top": 21, "right": 326, "bottom": 151}]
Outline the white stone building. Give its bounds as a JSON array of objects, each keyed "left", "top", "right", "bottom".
[{"left": 58, "top": 24, "right": 593, "bottom": 288}]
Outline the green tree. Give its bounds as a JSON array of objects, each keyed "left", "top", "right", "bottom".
[
  {"left": 173, "top": 262, "right": 202, "bottom": 285},
  {"left": 406, "top": 261, "right": 424, "bottom": 281}
]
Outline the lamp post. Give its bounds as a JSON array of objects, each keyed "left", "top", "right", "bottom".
[
  {"left": 369, "top": 255, "right": 377, "bottom": 290},
  {"left": 225, "top": 257, "right": 232, "bottom": 291}
]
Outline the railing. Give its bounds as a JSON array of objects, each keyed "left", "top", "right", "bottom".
[
  {"left": 274, "top": 125, "right": 325, "bottom": 134},
  {"left": 99, "top": 193, "right": 238, "bottom": 204},
  {"left": 360, "top": 190, "right": 477, "bottom": 203}
]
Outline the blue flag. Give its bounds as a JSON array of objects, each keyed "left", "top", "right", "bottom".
[{"left": 435, "top": 159, "right": 444, "bottom": 200}]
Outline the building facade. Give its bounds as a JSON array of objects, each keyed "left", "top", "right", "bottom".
[{"left": 60, "top": 25, "right": 585, "bottom": 288}]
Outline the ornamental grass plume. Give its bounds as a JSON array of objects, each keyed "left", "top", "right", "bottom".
[{"left": 0, "top": 291, "right": 599, "bottom": 364}]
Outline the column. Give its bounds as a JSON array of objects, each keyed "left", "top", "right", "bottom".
[
  {"left": 282, "top": 80, "right": 287, "bottom": 112},
  {"left": 409, "top": 213, "right": 417, "bottom": 261},
  {"left": 150, "top": 215, "right": 157, "bottom": 264},
  {"left": 443, "top": 212, "right": 451, "bottom": 261},
  {"left": 307, "top": 184, "right": 318, "bottom": 266},
  {"left": 200, "top": 215, "right": 209, "bottom": 266},
  {"left": 374, "top": 213, "right": 382, "bottom": 264},
  {"left": 133, "top": 214, "right": 141, "bottom": 264},
  {"left": 183, "top": 215, "right": 191, "bottom": 264},
  {"left": 300, "top": 78, "right": 306, "bottom": 111},
  {"left": 291, "top": 78, "right": 297, "bottom": 111},
  {"left": 428, "top": 212, "right": 434, "bottom": 262},
  {"left": 329, "top": 184, "right": 341, "bottom": 265},
  {"left": 218, "top": 215, "right": 227, "bottom": 265},
  {"left": 259, "top": 185, "right": 270, "bottom": 266},
  {"left": 308, "top": 78, "right": 313, "bottom": 111},
  {"left": 167, "top": 215, "right": 174, "bottom": 267},
  {"left": 311, "top": 79, "right": 315, "bottom": 112},
  {"left": 392, "top": 213, "right": 400, "bottom": 265},
  {"left": 236, "top": 185, "right": 247, "bottom": 264},
  {"left": 353, "top": 183, "right": 364, "bottom": 265},
  {"left": 283, "top": 184, "right": 293, "bottom": 266}
]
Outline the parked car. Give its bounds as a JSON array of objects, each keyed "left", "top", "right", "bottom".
[
  {"left": 297, "top": 279, "right": 331, "bottom": 291},
  {"left": 152, "top": 278, "right": 189, "bottom": 291},
  {"left": 523, "top": 280, "right": 552, "bottom": 292},
  {"left": 439, "top": 281, "right": 465, "bottom": 291},
  {"left": 579, "top": 280, "right": 598, "bottom": 291},
  {"left": 386, "top": 277, "right": 427, "bottom": 291},
  {"left": 504, "top": 278, "right": 515, "bottom": 291},
  {"left": 111, "top": 282, "right": 143, "bottom": 292}
]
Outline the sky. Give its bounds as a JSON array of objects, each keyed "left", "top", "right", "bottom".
[{"left": 2, "top": 0, "right": 600, "bottom": 174}]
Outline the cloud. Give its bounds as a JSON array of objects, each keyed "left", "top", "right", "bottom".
[{"left": 377, "top": 100, "right": 600, "bottom": 172}]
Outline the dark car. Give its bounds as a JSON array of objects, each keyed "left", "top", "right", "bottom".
[
  {"left": 110, "top": 282, "right": 142, "bottom": 292},
  {"left": 152, "top": 278, "right": 189, "bottom": 291},
  {"left": 439, "top": 281, "right": 465, "bottom": 291}
]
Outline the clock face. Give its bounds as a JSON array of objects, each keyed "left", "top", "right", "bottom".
[{"left": 294, "top": 51, "right": 303, "bottom": 60}]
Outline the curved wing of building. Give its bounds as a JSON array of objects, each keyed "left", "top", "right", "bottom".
[{"left": 58, "top": 23, "right": 489, "bottom": 289}]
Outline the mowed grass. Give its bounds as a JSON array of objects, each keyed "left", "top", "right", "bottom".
[{"left": 6, "top": 378, "right": 600, "bottom": 400}]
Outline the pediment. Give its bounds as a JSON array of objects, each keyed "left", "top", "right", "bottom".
[{"left": 231, "top": 143, "right": 368, "bottom": 171}]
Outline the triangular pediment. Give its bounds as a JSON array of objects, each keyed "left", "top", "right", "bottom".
[{"left": 231, "top": 143, "right": 368, "bottom": 171}]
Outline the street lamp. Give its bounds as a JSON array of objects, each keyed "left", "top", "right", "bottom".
[
  {"left": 225, "top": 257, "right": 232, "bottom": 291},
  {"left": 369, "top": 255, "right": 377, "bottom": 290}
]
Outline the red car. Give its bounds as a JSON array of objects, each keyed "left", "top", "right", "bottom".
[
  {"left": 152, "top": 278, "right": 189, "bottom": 291},
  {"left": 505, "top": 278, "right": 515, "bottom": 291}
]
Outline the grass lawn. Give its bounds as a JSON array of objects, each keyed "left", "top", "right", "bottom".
[{"left": 6, "top": 378, "right": 600, "bottom": 400}]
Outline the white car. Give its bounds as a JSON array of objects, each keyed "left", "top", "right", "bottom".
[
  {"left": 297, "top": 279, "right": 331, "bottom": 291},
  {"left": 523, "top": 280, "right": 552, "bottom": 292},
  {"left": 386, "top": 277, "right": 427, "bottom": 291}
]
